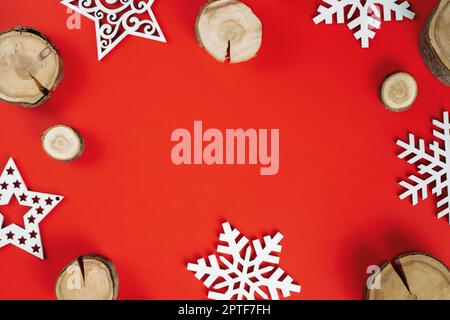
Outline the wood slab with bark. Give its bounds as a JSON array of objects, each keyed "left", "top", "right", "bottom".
[
  {"left": 0, "top": 27, "right": 63, "bottom": 107},
  {"left": 56, "top": 255, "right": 119, "bottom": 300},
  {"left": 366, "top": 253, "right": 450, "bottom": 300},
  {"left": 420, "top": 0, "right": 450, "bottom": 85},
  {"left": 195, "top": 0, "right": 262, "bottom": 63}
]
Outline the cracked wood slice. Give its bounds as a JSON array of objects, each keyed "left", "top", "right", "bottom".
[
  {"left": 366, "top": 253, "right": 450, "bottom": 300},
  {"left": 56, "top": 255, "right": 119, "bottom": 300},
  {"left": 420, "top": 0, "right": 450, "bottom": 85},
  {"left": 195, "top": 0, "right": 262, "bottom": 63},
  {"left": 42, "top": 125, "right": 85, "bottom": 162},
  {"left": 0, "top": 27, "right": 63, "bottom": 107},
  {"left": 380, "top": 72, "right": 418, "bottom": 112}
]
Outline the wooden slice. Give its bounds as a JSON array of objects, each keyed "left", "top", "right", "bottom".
[
  {"left": 56, "top": 255, "right": 119, "bottom": 300},
  {"left": 42, "top": 125, "right": 85, "bottom": 162},
  {"left": 195, "top": 0, "right": 262, "bottom": 63},
  {"left": 419, "top": 0, "right": 450, "bottom": 85},
  {"left": 0, "top": 27, "right": 63, "bottom": 107},
  {"left": 380, "top": 72, "right": 418, "bottom": 112},
  {"left": 366, "top": 253, "right": 450, "bottom": 300}
]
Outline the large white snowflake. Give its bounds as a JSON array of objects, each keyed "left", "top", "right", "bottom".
[
  {"left": 397, "top": 111, "right": 450, "bottom": 224},
  {"left": 187, "top": 222, "right": 301, "bottom": 300},
  {"left": 313, "top": 0, "right": 415, "bottom": 48}
]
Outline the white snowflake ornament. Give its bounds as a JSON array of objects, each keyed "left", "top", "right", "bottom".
[
  {"left": 397, "top": 111, "right": 450, "bottom": 224},
  {"left": 187, "top": 222, "right": 301, "bottom": 300},
  {"left": 313, "top": 0, "right": 415, "bottom": 48},
  {"left": 0, "top": 158, "right": 63, "bottom": 259},
  {"left": 61, "top": 0, "right": 166, "bottom": 60}
]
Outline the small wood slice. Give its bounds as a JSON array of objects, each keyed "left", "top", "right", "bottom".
[
  {"left": 42, "top": 124, "right": 85, "bottom": 162},
  {"left": 380, "top": 72, "right": 418, "bottom": 112},
  {"left": 195, "top": 0, "right": 262, "bottom": 63},
  {"left": 419, "top": 0, "right": 450, "bottom": 85},
  {"left": 366, "top": 253, "right": 450, "bottom": 300},
  {"left": 0, "top": 27, "right": 63, "bottom": 107},
  {"left": 56, "top": 255, "right": 119, "bottom": 300}
]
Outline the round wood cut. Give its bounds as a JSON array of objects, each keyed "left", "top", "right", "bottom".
[
  {"left": 56, "top": 255, "right": 119, "bottom": 300},
  {"left": 419, "top": 0, "right": 450, "bottom": 85},
  {"left": 366, "top": 253, "right": 450, "bottom": 300},
  {"left": 195, "top": 0, "right": 262, "bottom": 63},
  {"left": 42, "top": 124, "right": 85, "bottom": 162},
  {"left": 0, "top": 27, "right": 63, "bottom": 106},
  {"left": 380, "top": 72, "right": 418, "bottom": 112}
]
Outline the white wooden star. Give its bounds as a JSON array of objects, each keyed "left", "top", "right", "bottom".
[
  {"left": 0, "top": 158, "right": 63, "bottom": 259},
  {"left": 61, "top": 0, "right": 166, "bottom": 60}
]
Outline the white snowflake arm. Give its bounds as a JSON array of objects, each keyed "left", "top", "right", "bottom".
[
  {"left": 187, "top": 254, "right": 230, "bottom": 288},
  {"left": 314, "top": 0, "right": 415, "bottom": 48},
  {"left": 347, "top": 10, "right": 379, "bottom": 47},
  {"left": 217, "top": 222, "right": 249, "bottom": 259},
  {"left": 251, "top": 234, "right": 301, "bottom": 299},
  {"left": 313, "top": 0, "right": 355, "bottom": 24},
  {"left": 437, "top": 195, "right": 450, "bottom": 220},
  {"left": 187, "top": 222, "right": 250, "bottom": 299},
  {"left": 397, "top": 112, "right": 450, "bottom": 223},
  {"left": 431, "top": 113, "right": 450, "bottom": 220},
  {"left": 188, "top": 254, "right": 244, "bottom": 300},
  {"left": 397, "top": 135, "right": 446, "bottom": 205},
  {"left": 375, "top": 0, "right": 415, "bottom": 21},
  {"left": 252, "top": 234, "right": 282, "bottom": 265},
  {"left": 314, "top": 0, "right": 414, "bottom": 24},
  {"left": 313, "top": 0, "right": 379, "bottom": 47},
  {"left": 432, "top": 112, "right": 450, "bottom": 143},
  {"left": 256, "top": 267, "right": 301, "bottom": 300}
]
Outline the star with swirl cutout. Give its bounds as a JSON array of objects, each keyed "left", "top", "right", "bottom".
[
  {"left": 0, "top": 158, "right": 63, "bottom": 259},
  {"left": 61, "top": 0, "right": 166, "bottom": 60}
]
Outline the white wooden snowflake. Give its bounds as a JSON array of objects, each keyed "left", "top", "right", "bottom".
[
  {"left": 313, "top": 0, "right": 415, "bottom": 48},
  {"left": 397, "top": 111, "right": 450, "bottom": 224},
  {"left": 187, "top": 222, "right": 301, "bottom": 300},
  {"left": 0, "top": 158, "right": 63, "bottom": 259},
  {"left": 61, "top": 0, "right": 166, "bottom": 60}
]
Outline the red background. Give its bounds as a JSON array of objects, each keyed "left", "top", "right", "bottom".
[{"left": 0, "top": 0, "right": 449, "bottom": 300}]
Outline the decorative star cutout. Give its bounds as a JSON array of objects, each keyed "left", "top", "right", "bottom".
[
  {"left": 0, "top": 158, "right": 63, "bottom": 259},
  {"left": 61, "top": 0, "right": 166, "bottom": 60}
]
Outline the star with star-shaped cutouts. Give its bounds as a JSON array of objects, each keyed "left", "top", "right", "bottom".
[
  {"left": 61, "top": 0, "right": 166, "bottom": 60},
  {"left": 0, "top": 158, "right": 63, "bottom": 259}
]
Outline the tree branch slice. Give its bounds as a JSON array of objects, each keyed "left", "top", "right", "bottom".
[
  {"left": 366, "top": 253, "right": 450, "bottom": 300},
  {"left": 419, "top": 0, "right": 450, "bottom": 85},
  {"left": 380, "top": 72, "right": 418, "bottom": 112},
  {"left": 56, "top": 255, "right": 119, "bottom": 300},
  {"left": 195, "top": 0, "right": 262, "bottom": 63},
  {"left": 0, "top": 27, "right": 63, "bottom": 107},
  {"left": 42, "top": 125, "right": 85, "bottom": 162}
]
